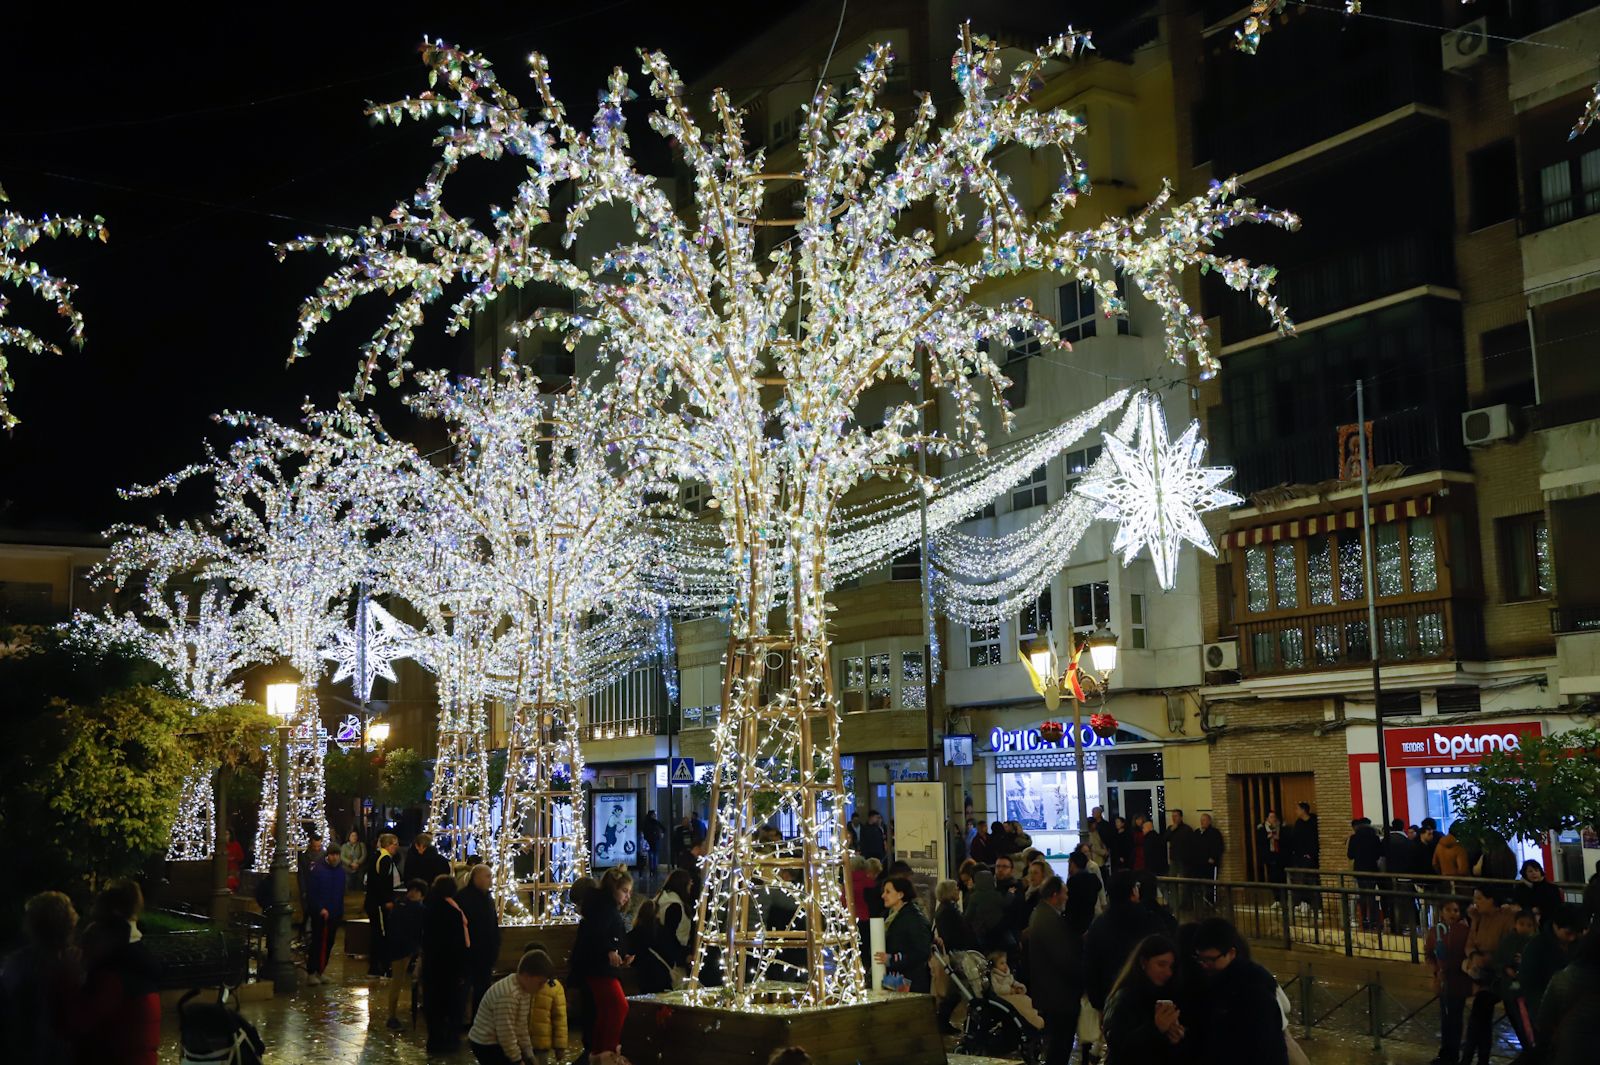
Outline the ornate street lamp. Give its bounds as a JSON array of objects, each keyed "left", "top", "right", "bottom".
[
  {"left": 263, "top": 672, "right": 301, "bottom": 994},
  {"left": 1019, "top": 623, "right": 1119, "bottom": 841}
]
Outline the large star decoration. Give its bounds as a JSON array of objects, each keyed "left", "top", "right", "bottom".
[
  {"left": 322, "top": 597, "right": 417, "bottom": 702},
  {"left": 1076, "top": 393, "right": 1242, "bottom": 591}
]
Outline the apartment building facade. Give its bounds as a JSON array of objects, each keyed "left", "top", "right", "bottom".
[{"left": 1172, "top": 0, "right": 1600, "bottom": 882}]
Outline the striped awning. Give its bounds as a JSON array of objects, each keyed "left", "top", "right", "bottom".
[{"left": 1224, "top": 495, "right": 1434, "bottom": 550}]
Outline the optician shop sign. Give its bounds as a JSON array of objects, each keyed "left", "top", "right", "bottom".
[
  {"left": 987, "top": 723, "right": 1117, "bottom": 754},
  {"left": 1382, "top": 721, "right": 1543, "bottom": 768}
]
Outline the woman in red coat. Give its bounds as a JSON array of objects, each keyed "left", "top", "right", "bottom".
[{"left": 78, "top": 879, "right": 160, "bottom": 1065}]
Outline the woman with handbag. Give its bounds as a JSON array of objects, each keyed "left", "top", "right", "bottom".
[{"left": 627, "top": 899, "right": 676, "bottom": 993}]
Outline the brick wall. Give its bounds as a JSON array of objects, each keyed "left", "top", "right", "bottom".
[{"left": 1205, "top": 698, "right": 1353, "bottom": 882}]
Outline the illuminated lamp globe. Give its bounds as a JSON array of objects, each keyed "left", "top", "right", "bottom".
[
  {"left": 1085, "top": 623, "right": 1120, "bottom": 677},
  {"left": 265, "top": 680, "right": 299, "bottom": 720}
]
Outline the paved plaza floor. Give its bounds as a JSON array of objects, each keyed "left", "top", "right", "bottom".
[{"left": 155, "top": 949, "right": 1491, "bottom": 1064}]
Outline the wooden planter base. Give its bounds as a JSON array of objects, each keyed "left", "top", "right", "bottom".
[{"left": 619, "top": 989, "right": 946, "bottom": 1065}]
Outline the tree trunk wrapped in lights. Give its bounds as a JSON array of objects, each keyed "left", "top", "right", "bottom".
[{"left": 286, "top": 25, "right": 1297, "bottom": 1005}]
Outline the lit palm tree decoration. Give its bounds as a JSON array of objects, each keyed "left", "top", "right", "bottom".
[
  {"left": 0, "top": 184, "right": 107, "bottom": 428},
  {"left": 285, "top": 27, "right": 1295, "bottom": 1005}
]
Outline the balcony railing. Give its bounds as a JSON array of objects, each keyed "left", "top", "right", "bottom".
[
  {"left": 1214, "top": 232, "right": 1454, "bottom": 345},
  {"left": 578, "top": 714, "right": 668, "bottom": 742},
  {"left": 1228, "top": 405, "right": 1453, "bottom": 498},
  {"left": 1519, "top": 188, "right": 1600, "bottom": 236},
  {"left": 1552, "top": 605, "right": 1600, "bottom": 634},
  {"left": 1237, "top": 597, "right": 1483, "bottom": 676}
]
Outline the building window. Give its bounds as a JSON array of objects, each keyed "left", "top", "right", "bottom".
[
  {"left": 1057, "top": 275, "right": 1132, "bottom": 344},
  {"left": 1006, "top": 327, "right": 1042, "bottom": 362},
  {"left": 972, "top": 502, "right": 996, "bottom": 519},
  {"left": 901, "top": 651, "right": 925, "bottom": 709},
  {"left": 1129, "top": 593, "right": 1147, "bottom": 649},
  {"left": 1408, "top": 517, "right": 1438, "bottom": 594},
  {"left": 1020, "top": 588, "right": 1053, "bottom": 639},
  {"left": 1375, "top": 523, "right": 1404, "bottom": 598},
  {"left": 1479, "top": 323, "right": 1535, "bottom": 408},
  {"left": 1011, "top": 465, "right": 1047, "bottom": 511},
  {"left": 868, "top": 653, "right": 892, "bottom": 709},
  {"left": 967, "top": 622, "right": 1002, "bottom": 668},
  {"left": 841, "top": 655, "right": 866, "bottom": 712},
  {"left": 891, "top": 548, "right": 921, "bottom": 582},
  {"left": 1337, "top": 530, "right": 1365, "bottom": 602},
  {"left": 1244, "top": 546, "right": 1270, "bottom": 613},
  {"left": 1499, "top": 513, "right": 1552, "bottom": 600},
  {"left": 1062, "top": 445, "right": 1102, "bottom": 496},
  {"left": 1536, "top": 147, "right": 1600, "bottom": 229},
  {"left": 1467, "top": 140, "right": 1517, "bottom": 230},
  {"left": 680, "top": 482, "right": 709, "bottom": 514},
  {"left": 1272, "top": 543, "right": 1298, "bottom": 610},
  {"left": 1307, "top": 534, "right": 1335, "bottom": 606},
  {"left": 1071, "top": 581, "right": 1110, "bottom": 630}
]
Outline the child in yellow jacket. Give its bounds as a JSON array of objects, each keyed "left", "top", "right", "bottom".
[{"left": 527, "top": 966, "right": 568, "bottom": 1065}]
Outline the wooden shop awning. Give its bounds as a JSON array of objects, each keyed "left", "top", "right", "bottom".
[{"left": 1223, "top": 495, "right": 1434, "bottom": 550}]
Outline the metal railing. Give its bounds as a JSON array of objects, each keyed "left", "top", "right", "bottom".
[
  {"left": 1158, "top": 868, "right": 1585, "bottom": 965},
  {"left": 1236, "top": 597, "right": 1483, "bottom": 676}
]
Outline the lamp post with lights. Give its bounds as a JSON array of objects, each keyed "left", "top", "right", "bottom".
[
  {"left": 1019, "top": 622, "right": 1120, "bottom": 842},
  {"left": 264, "top": 674, "right": 301, "bottom": 994}
]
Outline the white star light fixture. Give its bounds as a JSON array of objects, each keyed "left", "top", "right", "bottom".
[
  {"left": 1076, "top": 392, "right": 1242, "bottom": 591},
  {"left": 322, "top": 595, "right": 417, "bottom": 702}
]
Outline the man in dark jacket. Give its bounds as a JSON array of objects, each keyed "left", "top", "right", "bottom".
[
  {"left": 1064, "top": 851, "right": 1101, "bottom": 936},
  {"left": 1195, "top": 813, "right": 1225, "bottom": 905},
  {"left": 1413, "top": 819, "right": 1440, "bottom": 878},
  {"left": 857, "top": 810, "right": 887, "bottom": 862},
  {"left": 305, "top": 849, "right": 346, "bottom": 983},
  {"left": 1026, "top": 877, "right": 1082, "bottom": 1065},
  {"left": 1191, "top": 918, "right": 1289, "bottom": 1065},
  {"left": 1166, "top": 810, "right": 1198, "bottom": 914},
  {"left": 1347, "top": 819, "right": 1383, "bottom": 930},
  {"left": 1382, "top": 819, "right": 1419, "bottom": 931},
  {"left": 963, "top": 867, "right": 1010, "bottom": 953},
  {"left": 1142, "top": 820, "right": 1169, "bottom": 877},
  {"left": 402, "top": 831, "right": 450, "bottom": 887},
  {"left": 1083, "top": 872, "right": 1160, "bottom": 1011},
  {"left": 1289, "top": 802, "right": 1320, "bottom": 914}
]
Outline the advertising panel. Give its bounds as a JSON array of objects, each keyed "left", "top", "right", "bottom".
[
  {"left": 1383, "top": 721, "right": 1544, "bottom": 768},
  {"left": 591, "top": 790, "right": 640, "bottom": 869}
]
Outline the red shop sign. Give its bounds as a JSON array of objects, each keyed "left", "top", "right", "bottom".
[{"left": 1383, "top": 721, "right": 1544, "bottom": 768}]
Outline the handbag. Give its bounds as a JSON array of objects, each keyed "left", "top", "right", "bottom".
[
  {"left": 1076, "top": 995, "right": 1101, "bottom": 1044},
  {"left": 648, "top": 948, "right": 685, "bottom": 990}
]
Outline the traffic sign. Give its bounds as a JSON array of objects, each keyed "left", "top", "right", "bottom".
[{"left": 669, "top": 756, "right": 695, "bottom": 786}]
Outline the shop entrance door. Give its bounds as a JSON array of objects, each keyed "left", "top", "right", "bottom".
[{"left": 1108, "top": 782, "right": 1161, "bottom": 827}]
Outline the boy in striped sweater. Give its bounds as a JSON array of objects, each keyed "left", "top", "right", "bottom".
[{"left": 468, "top": 950, "right": 556, "bottom": 1065}]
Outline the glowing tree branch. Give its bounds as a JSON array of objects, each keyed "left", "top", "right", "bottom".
[
  {"left": 0, "top": 185, "right": 107, "bottom": 429},
  {"left": 285, "top": 25, "right": 1294, "bottom": 1006}
]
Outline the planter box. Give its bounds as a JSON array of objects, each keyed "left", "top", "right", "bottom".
[{"left": 619, "top": 990, "right": 945, "bottom": 1065}]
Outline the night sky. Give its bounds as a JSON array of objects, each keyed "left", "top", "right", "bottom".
[{"left": 0, "top": 2, "right": 792, "bottom": 533}]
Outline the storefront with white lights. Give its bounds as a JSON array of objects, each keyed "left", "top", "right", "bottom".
[{"left": 974, "top": 717, "right": 1165, "bottom": 875}]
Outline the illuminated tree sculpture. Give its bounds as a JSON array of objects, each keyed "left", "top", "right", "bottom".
[
  {"left": 111, "top": 415, "right": 369, "bottom": 865},
  {"left": 336, "top": 368, "right": 670, "bottom": 923},
  {"left": 0, "top": 184, "right": 107, "bottom": 428},
  {"left": 287, "top": 28, "right": 1294, "bottom": 1005}
]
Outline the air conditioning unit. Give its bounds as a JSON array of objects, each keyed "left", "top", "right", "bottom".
[
  {"left": 1202, "top": 640, "right": 1238, "bottom": 673},
  {"left": 1462, "top": 403, "right": 1514, "bottom": 447},
  {"left": 1443, "top": 18, "right": 1489, "bottom": 71}
]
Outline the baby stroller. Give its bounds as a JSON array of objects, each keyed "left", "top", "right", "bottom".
[
  {"left": 178, "top": 985, "right": 265, "bottom": 1065},
  {"left": 933, "top": 944, "right": 1043, "bottom": 1065}
]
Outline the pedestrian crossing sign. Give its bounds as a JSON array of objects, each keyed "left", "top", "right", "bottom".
[{"left": 670, "top": 756, "right": 695, "bottom": 786}]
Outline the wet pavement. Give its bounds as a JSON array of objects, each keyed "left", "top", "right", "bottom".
[{"left": 157, "top": 950, "right": 1511, "bottom": 1064}]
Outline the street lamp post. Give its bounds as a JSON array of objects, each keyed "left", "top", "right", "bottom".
[
  {"left": 265, "top": 677, "right": 301, "bottom": 995},
  {"left": 365, "top": 720, "right": 390, "bottom": 837},
  {"left": 1019, "top": 623, "right": 1119, "bottom": 843}
]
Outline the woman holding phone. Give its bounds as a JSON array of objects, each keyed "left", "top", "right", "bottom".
[{"left": 1103, "top": 934, "right": 1186, "bottom": 1062}]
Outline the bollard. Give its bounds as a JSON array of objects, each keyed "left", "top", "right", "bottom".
[
  {"left": 1369, "top": 970, "right": 1382, "bottom": 1051},
  {"left": 1300, "top": 962, "right": 1314, "bottom": 1043}
]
